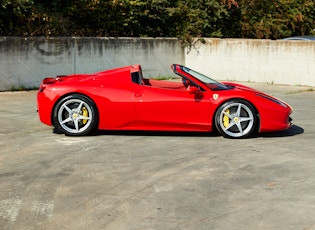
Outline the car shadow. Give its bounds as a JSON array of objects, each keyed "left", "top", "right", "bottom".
[
  {"left": 257, "top": 125, "right": 304, "bottom": 138},
  {"left": 94, "top": 125, "right": 304, "bottom": 138},
  {"left": 53, "top": 127, "right": 219, "bottom": 137},
  {"left": 93, "top": 129, "right": 220, "bottom": 138},
  {"left": 54, "top": 125, "right": 304, "bottom": 138}
]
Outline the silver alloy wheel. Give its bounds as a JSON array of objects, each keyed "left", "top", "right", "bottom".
[
  {"left": 57, "top": 98, "right": 93, "bottom": 134},
  {"left": 217, "top": 101, "right": 255, "bottom": 138}
]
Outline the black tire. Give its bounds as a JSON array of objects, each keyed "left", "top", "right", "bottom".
[
  {"left": 215, "top": 99, "right": 257, "bottom": 138},
  {"left": 53, "top": 94, "right": 98, "bottom": 136}
]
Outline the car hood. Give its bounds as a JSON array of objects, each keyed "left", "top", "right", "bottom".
[
  {"left": 222, "top": 81, "right": 292, "bottom": 109},
  {"left": 222, "top": 82, "right": 262, "bottom": 94}
]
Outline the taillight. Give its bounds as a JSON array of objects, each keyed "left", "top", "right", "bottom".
[
  {"left": 43, "top": 78, "right": 57, "bottom": 84},
  {"left": 39, "top": 77, "right": 57, "bottom": 92}
]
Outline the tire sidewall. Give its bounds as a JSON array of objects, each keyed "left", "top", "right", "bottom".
[
  {"left": 215, "top": 99, "right": 257, "bottom": 139},
  {"left": 53, "top": 94, "right": 98, "bottom": 136}
]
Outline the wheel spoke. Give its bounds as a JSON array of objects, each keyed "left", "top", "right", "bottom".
[
  {"left": 236, "top": 104, "right": 242, "bottom": 117},
  {"left": 74, "top": 119, "right": 79, "bottom": 131},
  {"left": 223, "top": 121, "right": 236, "bottom": 131},
  {"left": 76, "top": 101, "right": 84, "bottom": 113},
  {"left": 239, "top": 116, "right": 253, "bottom": 123},
  {"left": 223, "top": 111, "right": 233, "bottom": 119},
  {"left": 235, "top": 122, "right": 244, "bottom": 134},
  {"left": 61, "top": 117, "right": 72, "bottom": 124},
  {"left": 63, "top": 104, "right": 72, "bottom": 114}
]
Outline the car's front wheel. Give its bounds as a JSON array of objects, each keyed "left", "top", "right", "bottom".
[
  {"left": 215, "top": 99, "right": 257, "bottom": 138},
  {"left": 53, "top": 94, "right": 98, "bottom": 136}
]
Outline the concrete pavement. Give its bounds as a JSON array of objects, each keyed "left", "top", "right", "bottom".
[{"left": 0, "top": 83, "right": 314, "bottom": 230}]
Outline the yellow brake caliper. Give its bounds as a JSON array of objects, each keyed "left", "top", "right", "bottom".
[
  {"left": 82, "top": 107, "right": 88, "bottom": 124},
  {"left": 223, "top": 109, "right": 230, "bottom": 128}
]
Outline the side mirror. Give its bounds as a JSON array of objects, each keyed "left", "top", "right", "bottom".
[{"left": 187, "top": 86, "right": 201, "bottom": 94}]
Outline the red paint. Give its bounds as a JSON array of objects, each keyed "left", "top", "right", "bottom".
[{"left": 37, "top": 64, "right": 292, "bottom": 136}]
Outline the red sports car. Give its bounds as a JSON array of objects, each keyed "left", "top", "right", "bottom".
[{"left": 37, "top": 64, "right": 292, "bottom": 138}]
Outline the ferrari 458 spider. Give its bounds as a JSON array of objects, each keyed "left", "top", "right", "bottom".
[{"left": 37, "top": 64, "right": 292, "bottom": 138}]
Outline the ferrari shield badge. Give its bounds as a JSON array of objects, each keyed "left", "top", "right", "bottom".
[{"left": 213, "top": 94, "right": 219, "bottom": 100}]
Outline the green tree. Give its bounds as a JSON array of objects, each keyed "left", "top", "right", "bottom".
[
  {"left": 0, "top": 0, "right": 34, "bottom": 35},
  {"left": 0, "top": 0, "right": 314, "bottom": 39},
  {"left": 239, "top": 0, "right": 315, "bottom": 39}
]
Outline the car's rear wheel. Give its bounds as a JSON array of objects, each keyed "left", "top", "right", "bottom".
[
  {"left": 215, "top": 99, "right": 257, "bottom": 138},
  {"left": 53, "top": 94, "right": 98, "bottom": 136}
]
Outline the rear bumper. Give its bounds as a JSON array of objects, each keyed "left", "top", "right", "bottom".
[{"left": 37, "top": 89, "right": 57, "bottom": 126}]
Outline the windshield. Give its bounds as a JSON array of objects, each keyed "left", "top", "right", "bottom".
[{"left": 181, "top": 66, "right": 230, "bottom": 91}]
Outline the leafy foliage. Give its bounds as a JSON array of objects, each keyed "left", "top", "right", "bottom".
[
  {"left": 0, "top": 0, "right": 314, "bottom": 40},
  {"left": 239, "top": 0, "right": 315, "bottom": 39}
]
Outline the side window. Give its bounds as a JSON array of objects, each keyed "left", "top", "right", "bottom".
[{"left": 131, "top": 72, "right": 141, "bottom": 85}]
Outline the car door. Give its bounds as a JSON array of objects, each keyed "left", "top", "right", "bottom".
[{"left": 132, "top": 82, "right": 211, "bottom": 131}]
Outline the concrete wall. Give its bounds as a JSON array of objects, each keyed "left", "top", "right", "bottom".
[
  {"left": 0, "top": 37, "right": 314, "bottom": 91},
  {"left": 186, "top": 38, "right": 315, "bottom": 86},
  {"left": 0, "top": 37, "right": 184, "bottom": 91}
]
